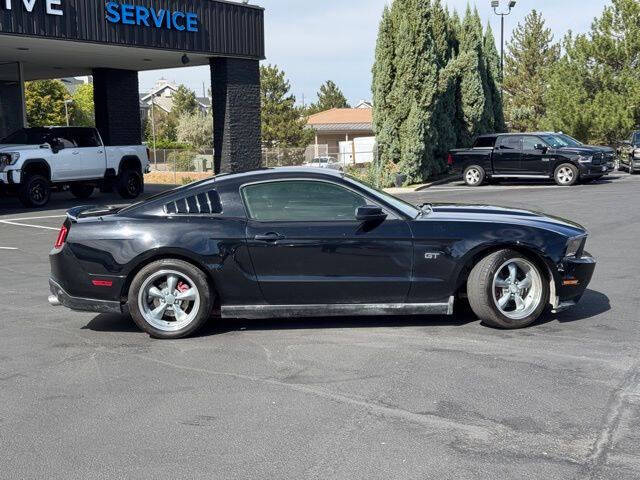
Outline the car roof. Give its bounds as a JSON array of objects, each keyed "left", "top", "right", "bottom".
[{"left": 214, "top": 166, "right": 343, "bottom": 184}]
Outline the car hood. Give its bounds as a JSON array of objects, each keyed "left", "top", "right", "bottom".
[
  {"left": 554, "top": 146, "right": 597, "bottom": 156},
  {"left": 422, "top": 203, "right": 586, "bottom": 236},
  {"left": 0, "top": 144, "right": 45, "bottom": 152}
]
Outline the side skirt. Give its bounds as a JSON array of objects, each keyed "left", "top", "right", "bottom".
[{"left": 222, "top": 297, "right": 455, "bottom": 319}]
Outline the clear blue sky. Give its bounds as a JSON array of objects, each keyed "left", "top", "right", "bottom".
[{"left": 139, "top": 0, "right": 606, "bottom": 104}]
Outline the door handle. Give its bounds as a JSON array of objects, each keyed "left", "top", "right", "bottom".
[
  {"left": 72, "top": 150, "right": 80, "bottom": 155},
  {"left": 254, "top": 232, "right": 285, "bottom": 242}
]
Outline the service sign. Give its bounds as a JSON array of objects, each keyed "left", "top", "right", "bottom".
[
  {"left": 0, "top": 0, "right": 264, "bottom": 59},
  {"left": 105, "top": 2, "right": 198, "bottom": 32}
]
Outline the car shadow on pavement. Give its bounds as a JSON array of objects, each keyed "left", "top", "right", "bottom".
[{"left": 82, "top": 289, "right": 610, "bottom": 337}]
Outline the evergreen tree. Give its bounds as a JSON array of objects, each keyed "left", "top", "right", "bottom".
[
  {"left": 260, "top": 64, "right": 308, "bottom": 147},
  {"left": 503, "top": 10, "right": 559, "bottom": 132},
  {"left": 25, "top": 80, "right": 70, "bottom": 127},
  {"left": 543, "top": 0, "right": 640, "bottom": 144},
  {"left": 171, "top": 85, "right": 199, "bottom": 117},
  {"left": 456, "top": 6, "right": 492, "bottom": 146},
  {"left": 484, "top": 23, "right": 505, "bottom": 132},
  {"left": 372, "top": 5, "right": 400, "bottom": 180},
  {"left": 307, "top": 80, "right": 350, "bottom": 114}
]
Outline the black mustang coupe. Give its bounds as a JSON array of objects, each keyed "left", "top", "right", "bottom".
[{"left": 48, "top": 168, "right": 596, "bottom": 339}]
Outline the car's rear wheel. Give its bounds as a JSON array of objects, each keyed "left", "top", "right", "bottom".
[
  {"left": 19, "top": 174, "right": 51, "bottom": 208},
  {"left": 554, "top": 163, "right": 578, "bottom": 186},
  {"left": 467, "top": 249, "right": 549, "bottom": 329},
  {"left": 70, "top": 183, "right": 94, "bottom": 199},
  {"left": 128, "top": 259, "right": 213, "bottom": 339},
  {"left": 117, "top": 169, "right": 143, "bottom": 199},
  {"left": 464, "top": 165, "right": 485, "bottom": 186}
]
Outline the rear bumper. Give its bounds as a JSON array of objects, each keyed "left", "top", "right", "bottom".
[{"left": 49, "top": 278, "right": 123, "bottom": 314}]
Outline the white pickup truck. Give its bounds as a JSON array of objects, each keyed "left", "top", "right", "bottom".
[{"left": 0, "top": 127, "right": 150, "bottom": 207}]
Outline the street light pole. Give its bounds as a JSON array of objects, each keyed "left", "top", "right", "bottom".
[
  {"left": 491, "top": 0, "right": 516, "bottom": 85},
  {"left": 150, "top": 93, "right": 157, "bottom": 163},
  {"left": 63, "top": 99, "right": 73, "bottom": 126}
]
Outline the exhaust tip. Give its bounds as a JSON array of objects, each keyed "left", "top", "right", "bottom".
[{"left": 48, "top": 295, "right": 61, "bottom": 307}]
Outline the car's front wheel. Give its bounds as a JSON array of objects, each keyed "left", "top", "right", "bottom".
[
  {"left": 554, "top": 163, "right": 578, "bottom": 186},
  {"left": 128, "top": 259, "right": 214, "bottom": 339},
  {"left": 467, "top": 250, "right": 549, "bottom": 329},
  {"left": 19, "top": 174, "right": 51, "bottom": 208}
]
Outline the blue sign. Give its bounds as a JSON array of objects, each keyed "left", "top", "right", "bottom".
[{"left": 105, "top": 2, "right": 198, "bottom": 32}]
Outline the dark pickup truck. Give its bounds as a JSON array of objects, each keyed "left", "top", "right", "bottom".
[
  {"left": 617, "top": 130, "right": 640, "bottom": 173},
  {"left": 448, "top": 132, "right": 615, "bottom": 186}
]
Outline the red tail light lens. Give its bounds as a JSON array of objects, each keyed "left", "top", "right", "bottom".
[
  {"left": 447, "top": 153, "right": 454, "bottom": 166},
  {"left": 54, "top": 225, "right": 68, "bottom": 249}
]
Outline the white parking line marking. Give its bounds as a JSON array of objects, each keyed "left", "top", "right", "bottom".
[
  {"left": 0, "top": 247, "right": 18, "bottom": 250},
  {"left": 0, "top": 220, "right": 59, "bottom": 231}
]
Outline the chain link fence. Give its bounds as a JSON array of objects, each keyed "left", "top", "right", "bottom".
[{"left": 147, "top": 148, "right": 214, "bottom": 185}]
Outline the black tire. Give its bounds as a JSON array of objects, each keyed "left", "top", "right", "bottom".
[
  {"left": 128, "top": 259, "right": 214, "bottom": 339},
  {"left": 70, "top": 183, "right": 94, "bottom": 199},
  {"left": 467, "top": 249, "right": 549, "bottom": 329},
  {"left": 19, "top": 174, "right": 51, "bottom": 208},
  {"left": 117, "top": 169, "right": 143, "bottom": 199},
  {"left": 554, "top": 163, "right": 579, "bottom": 186},
  {"left": 463, "top": 165, "right": 485, "bottom": 187}
]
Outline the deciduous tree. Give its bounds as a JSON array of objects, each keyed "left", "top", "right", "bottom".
[{"left": 25, "top": 80, "right": 69, "bottom": 127}]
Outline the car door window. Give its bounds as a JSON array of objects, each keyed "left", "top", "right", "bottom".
[
  {"left": 55, "top": 131, "right": 77, "bottom": 149},
  {"left": 72, "top": 129, "right": 100, "bottom": 148},
  {"left": 522, "top": 136, "right": 541, "bottom": 151},
  {"left": 498, "top": 136, "right": 522, "bottom": 150},
  {"left": 242, "top": 180, "right": 367, "bottom": 222}
]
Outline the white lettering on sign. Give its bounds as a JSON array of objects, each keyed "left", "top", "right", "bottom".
[
  {"left": 1, "top": 0, "right": 63, "bottom": 15},
  {"left": 46, "top": 0, "right": 62, "bottom": 15},
  {"left": 22, "top": 0, "right": 36, "bottom": 12}
]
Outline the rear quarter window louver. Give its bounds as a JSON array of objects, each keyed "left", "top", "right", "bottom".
[{"left": 164, "top": 190, "right": 222, "bottom": 215}]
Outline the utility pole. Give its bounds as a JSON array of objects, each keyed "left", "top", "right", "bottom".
[{"left": 491, "top": 1, "right": 516, "bottom": 87}]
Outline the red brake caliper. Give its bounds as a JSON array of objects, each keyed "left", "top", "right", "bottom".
[{"left": 176, "top": 282, "right": 189, "bottom": 293}]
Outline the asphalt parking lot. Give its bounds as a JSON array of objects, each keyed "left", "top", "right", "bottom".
[{"left": 1, "top": 174, "right": 639, "bottom": 479}]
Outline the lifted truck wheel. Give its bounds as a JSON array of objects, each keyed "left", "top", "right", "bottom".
[
  {"left": 19, "top": 174, "right": 51, "bottom": 208},
  {"left": 117, "top": 169, "right": 143, "bottom": 199},
  {"left": 70, "top": 183, "right": 94, "bottom": 199}
]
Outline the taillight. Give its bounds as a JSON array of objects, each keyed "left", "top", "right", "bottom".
[
  {"left": 447, "top": 153, "right": 454, "bottom": 166},
  {"left": 54, "top": 225, "right": 68, "bottom": 249}
]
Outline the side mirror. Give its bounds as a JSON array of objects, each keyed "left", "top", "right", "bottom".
[
  {"left": 534, "top": 143, "right": 547, "bottom": 152},
  {"left": 356, "top": 205, "right": 387, "bottom": 222}
]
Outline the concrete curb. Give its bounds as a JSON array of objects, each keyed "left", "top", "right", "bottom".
[{"left": 414, "top": 175, "right": 459, "bottom": 191}]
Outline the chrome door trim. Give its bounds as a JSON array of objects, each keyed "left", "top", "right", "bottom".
[{"left": 222, "top": 297, "right": 455, "bottom": 319}]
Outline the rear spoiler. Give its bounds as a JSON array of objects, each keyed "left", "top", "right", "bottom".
[{"left": 66, "top": 205, "right": 121, "bottom": 222}]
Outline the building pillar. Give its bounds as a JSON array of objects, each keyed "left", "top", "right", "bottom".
[
  {"left": 210, "top": 58, "right": 261, "bottom": 174},
  {"left": 93, "top": 68, "right": 141, "bottom": 146},
  {"left": 0, "top": 62, "right": 25, "bottom": 138}
]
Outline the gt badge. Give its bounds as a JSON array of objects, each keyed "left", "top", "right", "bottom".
[{"left": 424, "top": 252, "right": 441, "bottom": 260}]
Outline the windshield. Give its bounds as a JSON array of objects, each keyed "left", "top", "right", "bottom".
[
  {"left": 557, "top": 134, "right": 584, "bottom": 147},
  {"left": 539, "top": 134, "right": 573, "bottom": 148},
  {"left": 0, "top": 128, "right": 51, "bottom": 145},
  {"left": 344, "top": 174, "right": 420, "bottom": 218}
]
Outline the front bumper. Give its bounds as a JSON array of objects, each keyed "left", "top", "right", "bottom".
[
  {"left": 49, "top": 278, "right": 123, "bottom": 314},
  {"left": 579, "top": 164, "right": 611, "bottom": 177},
  {"left": 0, "top": 169, "right": 21, "bottom": 184},
  {"left": 552, "top": 254, "right": 596, "bottom": 311}
]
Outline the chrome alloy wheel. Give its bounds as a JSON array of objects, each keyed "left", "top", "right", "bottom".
[
  {"left": 492, "top": 259, "right": 543, "bottom": 321},
  {"left": 465, "top": 168, "right": 482, "bottom": 185},
  {"left": 137, "top": 269, "right": 201, "bottom": 332},
  {"left": 556, "top": 166, "right": 575, "bottom": 185}
]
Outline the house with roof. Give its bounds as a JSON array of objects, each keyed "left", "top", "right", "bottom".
[
  {"left": 139, "top": 79, "right": 211, "bottom": 119},
  {"left": 306, "top": 103, "right": 374, "bottom": 158}
]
